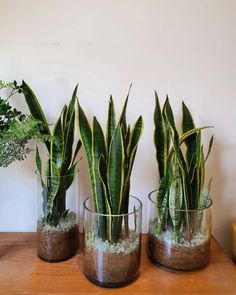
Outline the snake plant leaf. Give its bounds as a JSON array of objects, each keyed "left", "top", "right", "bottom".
[
  {"left": 63, "top": 112, "right": 75, "bottom": 172},
  {"left": 65, "top": 162, "right": 78, "bottom": 190},
  {"left": 156, "top": 176, "right": 167, "bottom": 208},
  {"left": 42, "top": 159, "right": 51, "bottom": 215},
  {"left": 66, "top": 84, "right": 78, "bottom": 123},
  {"left": 119, "top": 84, "right": 132, "bottom": 134},
  {"left": 36, "top": 146, "right": 42, "bottom": 177},
  {"left": 62, "top": 86, "right": 78, "bottom": 170},
  {"left": 194, "top": 178, "right": 212, "bottom": 233},
  {"left": 107, "top": 124, "right": 124, "bottom": 241},
  {"left": 154, "top": 92, "right": 168, "bottom": 179},
  {"left": 204, "top": 135, "right": 214, "bottom": 163},
  {"left": 169, "top": 170, "right": 183, "bottom": 241},
  {"left": 93, "top": 117, "right": 107, "bottom": 159},
  {"left": 194, "top": 132, "right": 202, "bottom": 208},
  {"left": 125, "top": 125, "right": 131, "bottom": 149},
  {"left": 22, "top": 81, "right": 51, "bottom": 151},
  {"left": 106, "top": 95, "right": 116, "bottom": 149},
  {"left": 164, "top": 100, "right": 191, "bottom": 232},
  {"left": 76, "top": 100, "right": 96, "bottom": 200},
  {"left": 123, "top": 125, "right": 131, "bottom": 182},
  {"left": 156, "top": 190, "right": 168, "bottom": 234},
  {"left": 200, "top": 146, "right": 205, "bottom": 191},
  {"left": 127, "top": 116, "right": 144, "bottom": 157},
  {"left": 47, "top": 161, "right": 60, "bottom": 216},
  {"left": 163, "top": 96, "right": 171, "bottom": 152},
  {"left": 62, "top": 105, "right": 68, "bottom": 131},
  {"left": 156, "top": 176, "right": 168, "bottom": 231},
  {"left": 124, "top": 116, "right": 144, "bottom": 191},
  {"left": 164, "top": 99, "right": 180, "bottom": 148},
  {"left": 182, "top": 101, "right": 197, "bottom": 170},
  {"left": 72, "top": 139, "right": 82, "bottom": 165},
  {"left": 92, "top": 116, "right": 107, "bottom": 218},
  {"left": 98, "top": 154, "right": 108, "bottom": 192},
  {"left": 36, "top": 147, "right": 44, "bottom": 186},
  {"left": 167, "top": 126, "right": 213, "bottom": 163},
  {"left": 98, "top": 154, "right": 112, "bottom": 240},
  {"left": 182, "top": 101, "right": 195, "bottom": 132},
  {"left": 108, "top": 124, "right": 124, "bottom": 215},
  {"left": 50, "top": 113, "right": 63, "bottom": 170}
]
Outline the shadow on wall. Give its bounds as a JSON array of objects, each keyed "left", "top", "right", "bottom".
[{"left": 208, "top": 139, "right": 235, "bottom": 258}]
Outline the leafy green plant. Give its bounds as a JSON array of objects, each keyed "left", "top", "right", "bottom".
[
  {"left": 77, "top": 87, "right": 144, "bottom": 243},
  {"left": 154, "top": 93, "right": 213, "bottom": 241},
  {"left": 0, "top": 80, "right": 39, "bottom": 167},
  {"left": 22, "top": 81, "right": 81, "bottom": 227}
]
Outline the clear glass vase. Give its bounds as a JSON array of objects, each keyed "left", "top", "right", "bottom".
[
  {"left": 36, "top": 173, "right": 79, "bottom": 262},
  {"left": 147, "top": 189, "right": 212, "bottom": 271},
  {"left": 83, "top": 196, "right": 142, "bottom": 288}
]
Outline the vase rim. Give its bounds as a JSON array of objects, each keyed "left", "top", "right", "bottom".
[
  {"left": 148, "top": 189, "right": 213, "bottom": 211},
  {"left": 83, "top": 195, "right": 142, "bottom": 217}
]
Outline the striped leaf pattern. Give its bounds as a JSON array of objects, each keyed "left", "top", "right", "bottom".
[
  {"left": 23, "top": 83, "right": 81, "bottom": 226},
  {"left": 77, "top": 87, "right": 143, "bottom": 242},
  {"left": 154, "top": 94, "right": 213, "bottom": 241}
]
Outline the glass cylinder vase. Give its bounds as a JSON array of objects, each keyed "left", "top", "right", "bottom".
[
  {"left": 83, "top": 196, "right": 142, "bottom": 288},
  {"left": 147, "top": 189, "right": 212, "bottom": 271},
  {"left": 36, "top": 173, "right": 79, "bottom": 262}
]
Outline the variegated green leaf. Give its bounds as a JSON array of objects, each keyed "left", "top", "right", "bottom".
[
  {"left": 164, "top": 100, "right": 191, "bottom": 236},
  {"left": 47, "top": 161, "right": 60, "bottom": 216},
  {"left": 63, "top": 112, "right": 75, "bottom": 172},
  {"left": 154, "top": 92, "right": 168, "bottom": 179},
  {"left": 182, "top": 101, "right": 196, "bottom": 165},
  {"left": 22, "top": 80, "right": 51, "bottom": 151},
  {"left": 124, "top": 116, "right": 144, "bottom": 193},
  {"left": 72, "top": 140, "right": 82, "bottom": 165},
  {"left": 35, "top": 147, "right": 44, "bottom": 187},
  {"left": 108, "top": 124, "right": 124, "bottom": 215},
  {"left": 76, "top": 100, "right": 96, "bottom": 200},
  {"left": 67, "top": 84, "right": 78, "bottom": 120},
  {"left": 168, "top": 160, "right": 183, "bottom": 232},
  {"left": 106, "top": 95, "right": 116, "bottom": 149},
  {"left": 98, "top": 155, "right": 112, "bottom": 241},
  {"left": 167, "top": 126, "right": 213, "bottom": 164},
  {"left": 107, "top": 124, "right": 124, "bottom": 241},
  {"left": 92, "top": 116, "right": 107, "bottom": 220},
  {"left": 65, "top": 162, "right": 78, "bottom": 190},
  {"left": 204, "top": 135, "right": 214, "bottom": 163},
  {"left": 127, "top": 116, "right": 143, "bottom": 156},
  {"left": 61, "top": 105, "right": 68, "bottom": 131},
  {"left": 119, "top": 84, "right": 132, "bottom": 134},
  {"left": 50, "top": 113, "right": 63, "bottom": 170}
]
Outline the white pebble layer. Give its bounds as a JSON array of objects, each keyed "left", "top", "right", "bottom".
[
  {"left": 149, "top": 219, "right": 209, "bottom": 248},
  {"left": 85, "top": 230, "right": 140, "bottom": 255},
  {"left": 38, "top": 212, "right": 78, "bottom": 232}
]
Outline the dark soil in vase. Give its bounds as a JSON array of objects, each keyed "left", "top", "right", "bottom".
[
  {"left": 84, "top": 232, "right": 141, "bottom": 287},
  {"left": 147, "top": 232, "right": 210, "bottom": 271},
  {"left": 37, "top": 213, "right": 79, "bottom": 262}
]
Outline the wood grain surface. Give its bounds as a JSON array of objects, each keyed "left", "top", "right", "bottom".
[{"left": 0, "top": 233, "right": 235, "bottom": 294}]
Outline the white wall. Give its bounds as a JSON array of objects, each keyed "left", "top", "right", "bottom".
[{"left": 0, "top": 0, "right": 235, "bottom": 256}]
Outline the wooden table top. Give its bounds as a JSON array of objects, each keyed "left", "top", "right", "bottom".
[{"left": 0, "top": 233, "right": 235, "bottom": 294}]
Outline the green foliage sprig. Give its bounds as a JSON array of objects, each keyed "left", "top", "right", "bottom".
[
  {"left": 0, "top": 81, "right": 39, "bottom": 167},
  {"left": 22, "top": 81, "right": 81, "bottom": 227},
  {"left": 154, "top": 93, "right": 213, "bottom": 241},
  {"left": 77, "top": 86, "right": 144, "bottom": 243}
]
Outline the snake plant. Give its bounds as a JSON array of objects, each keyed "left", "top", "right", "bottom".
[
  {"left": 154, "top": 93, "right": 213, "bottom": 241},
  {"left": 22, "top": 81, "right": 81, "bottom": 227},
  {"left": 77, "top": 86, "right": 144, "bottom": 243}
]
